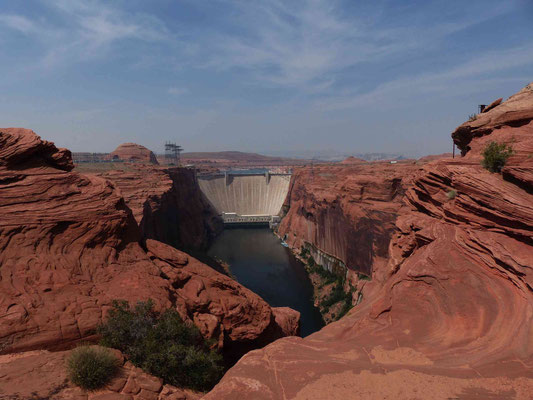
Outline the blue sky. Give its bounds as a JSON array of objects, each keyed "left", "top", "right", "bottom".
[{"left": 0, "top": 0, "right": 531, "bottom": 157}]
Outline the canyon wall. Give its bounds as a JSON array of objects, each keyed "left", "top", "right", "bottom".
[
  {"left": 0, "top": 128, "right": 299, "bottom": 366},
  {"left": 278, "top": 162, "right": 419, "bottom": 277},
  {"left": 205, "top": 83, "right": 533, "bottom": 399},
  {"left": 90, "top": 165, "right": 223, "bottom": 251}
]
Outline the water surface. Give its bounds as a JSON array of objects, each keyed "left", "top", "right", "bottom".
[{"left": 207, "top": 227, "right": 324, "bottom": 337}]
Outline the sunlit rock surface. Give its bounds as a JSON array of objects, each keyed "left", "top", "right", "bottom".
[{"left": 204, "top": 83, "right": 533, "bottom": 399}]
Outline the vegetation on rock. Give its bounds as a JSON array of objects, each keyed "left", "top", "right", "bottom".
[
  {"left": 446, "top": 189, "right": 457, "bottom": 199},
  {"left": 67, "top": 345, "right": 119, "bottom": 390},
  {"left": 481, "top": 141, "right": 514, "bottom": 173},
  {"left": 300, "top": 247, "right": 355, "bottom": 322},
  {"left": 99, "top": 299, "right": 223, "bottom": 392}
]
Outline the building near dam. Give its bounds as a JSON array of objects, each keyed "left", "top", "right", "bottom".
[{"left": 197, "top": 171, "right": 291, "bottom": 227}]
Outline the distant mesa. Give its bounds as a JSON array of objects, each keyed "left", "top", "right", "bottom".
[
  {"left": 340, "top": 156, "right": 366, "bottom": 164},
  {"left": 106, "top": 142, "right": 159, "bottom": 165}
]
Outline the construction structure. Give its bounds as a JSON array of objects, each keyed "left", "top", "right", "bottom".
[
  {"left": 197, "top": 170, "right": 291, "bottom": 227},
  {"left": 164, "top": 142, "right": 182, "bottom": 165}
]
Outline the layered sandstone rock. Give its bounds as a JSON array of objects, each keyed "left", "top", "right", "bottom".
[
  {"left": 0, "top": 348, "right": 201, "bottom": 400},
  {"left": 0, "top": 128, "right": 299, "bottom": 362},
  {"left": 87, "top": 165, "right": 222, "bottom": 251},
  {"left": 452, "top": 82, "right": 533, "bottom": 155},
  {"left": 205, "top": 84, "right": 533, "bottom": 399},
  {"left": 107, "top": 142, "right": 159, "bottom": 164},
  {"left": 278, "top": 161, "right": 420, "bottom": 277}
]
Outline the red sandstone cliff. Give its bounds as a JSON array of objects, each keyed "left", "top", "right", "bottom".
[
  {"left": 0, "top": 128, "right": 299, "bottom": 364},
  {"left": 278, "top": 160, "right": 419, "bottom": 277},
  {"left": 85, "top": 165, "right": 223, "bottom": 251},
  {"left": 107, "top": 142, "right": 159, "bottom": 164},
  {"left": 205, "top": 83, "right": 533, "bottom": 399}
]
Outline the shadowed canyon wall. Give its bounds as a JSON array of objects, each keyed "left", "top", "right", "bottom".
[{"left": 88, "top": 165, "right": 223, "bottom": 251}]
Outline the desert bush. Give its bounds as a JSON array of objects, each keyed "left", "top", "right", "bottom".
[
  {"left": 98, "top": 300, "right": 223, "bottom": 392},
  {"left": 357, "top": 272, "right": 371, "bottom": 281},
  {"left": 468, "top": 114, "right": 477, "bottom": 122},
  {"left": 446, "top": 189, "right": 457, "bottom": 199},
  {"left": 481, "top": 141, "right": 514, "bottom": 173},
  {"left": 67, "top": 345, "right": 118, "bottom": 390}
]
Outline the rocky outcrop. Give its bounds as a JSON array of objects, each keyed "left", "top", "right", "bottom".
[
  {"left": 278, "top": 161, "right": 419, "bottom": 277},
  {"left": 205, "top": 83, "right": 533, "bottom": 399},
  {"left": 0, "top": 128, "right": 299, "bottom": 362},
  {"left": 89, "top": 165, "right": 222, "bottom": 251},
  {"left": 107, "top": 142, "right": 159, "bottom": 164},
  {"left": 339, "top": 156, "right": 366, "bottom": 164},
  {"left": 0, "top": 348, "right": 201, "bottom": 400},
  {"left": 452, "top": 82, "right": 533, "bottom": 155}
]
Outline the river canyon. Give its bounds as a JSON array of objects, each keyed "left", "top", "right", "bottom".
[{"left": 0, "top": 82, "right": 532, "bottom": 399}]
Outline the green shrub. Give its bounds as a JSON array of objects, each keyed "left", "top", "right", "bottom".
[
  {"left": 446, "top": 189, "right": 457, "bottom": 200},
  {"left": 67, "top": 345, "right": 118, "bottom": 390},
  {"left": 468, "top": 114, "right": 477, "bottom": 122},
  {"left": 336, "top": 298, "right": 353, "bottom": 320},
  {"left": 357, "top": 272, "right": 371, "bottom": 281},
  {"left": 320, "top": 285, "right": 345, "bottom": 309},
  {"left": 98, "top": 300, "right": 223, "bottom": 392},
  {"left": 481, "top": 141, "right": 514, "bottom": 173}
]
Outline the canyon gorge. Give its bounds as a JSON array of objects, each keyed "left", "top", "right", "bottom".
[{"left": 0, "top": 82, "right": 532, "bottom": 399}]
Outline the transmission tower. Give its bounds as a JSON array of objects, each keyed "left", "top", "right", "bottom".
[{"left": 165, "top": 142, "right": 183, "bottom": 166}]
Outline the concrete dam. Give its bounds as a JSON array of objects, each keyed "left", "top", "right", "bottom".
[{"left": 197, "top": 171, "right": 291, "bottom": 226}]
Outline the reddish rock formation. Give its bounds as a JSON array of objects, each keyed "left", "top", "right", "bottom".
[
  {"left": 0, "top": 128, "right": 299, "bottom": 363},
  {"left": 82, "top": 164, "right": 223, "bottom": 251},
  {"left": 278, "top": 161, "right": 419, "bottom": 276},
  {"left": 205, "top": 83, "right": 533, "bottom": 398},
  {"left": 417, "top": 152, "right": 453, "bottom": 163},
  {"left": 107, "top": 142, "right": 159, "bottom": 164},
  {"left": 0, "top": 348, "right": 201, "bottom": 399},
  {"left": 339, "top": 156, "right": 366, "bottom": 164},
  {"left": 452, "top": 82, "right": 533, "bottom": 155},
  {"left": 482, "top": 97, "right": 503, "bottom": 113}
]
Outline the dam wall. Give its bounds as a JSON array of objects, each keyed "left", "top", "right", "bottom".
[{"left": 197, "top": 173, "right": 291, "bottom": 223}]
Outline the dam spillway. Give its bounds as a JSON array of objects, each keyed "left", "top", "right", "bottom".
[{"left": 197, "top": 171, "right": 291, "bottom": 226}]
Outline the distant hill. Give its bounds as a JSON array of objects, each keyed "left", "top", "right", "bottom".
[{"left": 181, "top": 151, "right": 289, "bottom": 162}]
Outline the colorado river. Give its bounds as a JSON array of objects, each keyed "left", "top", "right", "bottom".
[{"left": 207, "top": 228, "right": 324, "bottom": 337}]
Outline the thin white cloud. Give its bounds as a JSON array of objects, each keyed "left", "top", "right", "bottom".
[
  {"left": 0, "top": 0, "right": 169, "bottom": 69},
  {"left": 201, "top": 0, "right": 515, "bottom": 89},
  {"left": 0, "top": 14, "right": 37, "bottom": 34},
  {"left": 316, "top": 42, "right": 533, "bottom": 110},
  {"left": 168, "top": 87, "right": 188, "bottom": 96}
]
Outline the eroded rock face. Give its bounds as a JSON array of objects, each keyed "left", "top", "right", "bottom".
[
  {"left": 0, "top": 347, "right": 201, "bottom": 400},
  {"left": 278, "top": 161, "right": 420, "bottom": 276},
  {"left": 88, "top": 165, "right": 223, "bottom": 251},
  {"left": 452, "top": 82, "right": 533, "bottom": 155},
  {"left": 205, "top": 84, "right": 533, "bottom": 399},
  {"left": 107, "top": 142, "right": 159, "bottom": 164},
  {"left": 0, "top": 128, "right": 299, "bottom": 361}
]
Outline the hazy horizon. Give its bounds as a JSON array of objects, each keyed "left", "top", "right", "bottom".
[{"left": 1, "top": 0, "right": 532, "bottom": 158}]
